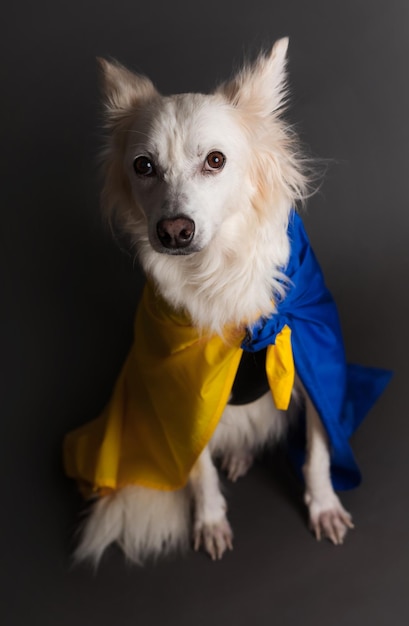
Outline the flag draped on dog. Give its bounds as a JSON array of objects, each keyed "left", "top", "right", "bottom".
[{"left": 63, "top": 212, "right": 391, "bottom": 496}]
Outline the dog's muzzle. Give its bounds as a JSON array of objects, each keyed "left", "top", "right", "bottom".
[{"left": 156, "top": 216, "right": 195, "bottom": 251}]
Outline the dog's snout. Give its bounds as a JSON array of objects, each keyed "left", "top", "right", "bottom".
[{"left": 157, "top": 216, "right": 195, "bottom": 249}]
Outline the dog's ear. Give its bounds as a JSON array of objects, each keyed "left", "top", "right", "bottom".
[
  {"left": 97, "top": 58, "right": 158, "bottom": 114},
  {"left": 216, "top": 37, "right": 289, "bottom": 117}
]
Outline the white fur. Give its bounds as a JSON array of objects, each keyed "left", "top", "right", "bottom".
[
  {"left": 75, "top": 486, "right": 190, "bottom": 566},
  {"left": 74, "top": 39, "right": 352, "bottom": 565},
  {"left": 301, "top": 381, "right": 354, "bottom": 544}
]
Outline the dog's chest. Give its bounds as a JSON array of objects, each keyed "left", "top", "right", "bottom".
[{"left": 229, "top": 348, "right": 270, "bottom": 405}]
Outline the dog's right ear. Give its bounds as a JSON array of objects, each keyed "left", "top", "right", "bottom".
[
  {"left": 97, "top": 58, "right": 158, "bottom": 114},
  {"left": 216, "top": 37, "right": 289, "bottom": 118}
]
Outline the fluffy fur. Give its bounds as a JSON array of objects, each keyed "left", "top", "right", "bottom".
[{"left": 75, "top": 38, "right": 353, "bottom": 566}]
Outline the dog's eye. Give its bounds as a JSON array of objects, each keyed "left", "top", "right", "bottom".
[
  {"left": 133, "top": 155, "right": 156, "bottom": 177},
  {"left": 204, "top": 151, "right": 226, "bottom": 172}
]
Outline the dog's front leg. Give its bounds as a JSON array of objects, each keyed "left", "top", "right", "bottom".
[
  {"left": 302, "top": 391, "right": 354, "bottom": 545},
  {"left": 189, "top": 446, "right": 233, "bottom": 560}
]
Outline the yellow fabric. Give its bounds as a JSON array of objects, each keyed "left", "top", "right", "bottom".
[
  {"left": 266, "top": 324, "right": 295, "bottom": 410},
  {"left": 63, "top": 282, "right": 294, "bottom": 495}
]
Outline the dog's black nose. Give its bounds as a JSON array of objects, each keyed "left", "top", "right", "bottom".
[{"left": 157, "top": 216, "right": 195, "bottom": 249}]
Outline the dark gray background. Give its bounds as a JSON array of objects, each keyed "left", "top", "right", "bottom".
[{"left": 1, "top": 1, "right": 408, "bottom": 624}]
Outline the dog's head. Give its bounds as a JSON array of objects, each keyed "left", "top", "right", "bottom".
[{"left": 99, "top": 38, "right": 307, "bottom": 259}]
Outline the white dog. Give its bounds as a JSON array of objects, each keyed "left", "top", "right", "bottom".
[{"left": 65, "top": 38, "right": 361, "bottom": 565}]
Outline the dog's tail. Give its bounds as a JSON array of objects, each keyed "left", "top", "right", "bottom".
[{"left": 73, "top": 485, "right": 191, "bottom": 567}]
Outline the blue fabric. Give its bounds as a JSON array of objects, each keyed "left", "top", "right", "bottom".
[{"left": 242, "top": 212, "right": 392, "bottom": 490}]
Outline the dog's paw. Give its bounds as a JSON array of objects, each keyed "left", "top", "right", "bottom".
[
  {"left": 221, "top": 451, "right": 254, "bottom": 482},
  {"left": 193, "top": 517, "right": 233, "bottom": 560},
  {"left": 305, "top": 492, "right": 354, "bottom": 545}
]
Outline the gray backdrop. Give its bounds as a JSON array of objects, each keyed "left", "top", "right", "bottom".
[{"left": 1, "top": 1, "right": 408, "bottom": 625}]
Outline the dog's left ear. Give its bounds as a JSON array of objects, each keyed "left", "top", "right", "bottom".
[
  {"left": 97, "top": 57, "right": 159, "bottom": 115},
  {"left": 216, "top": 37, "right": 289, "bottom": 117}
]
